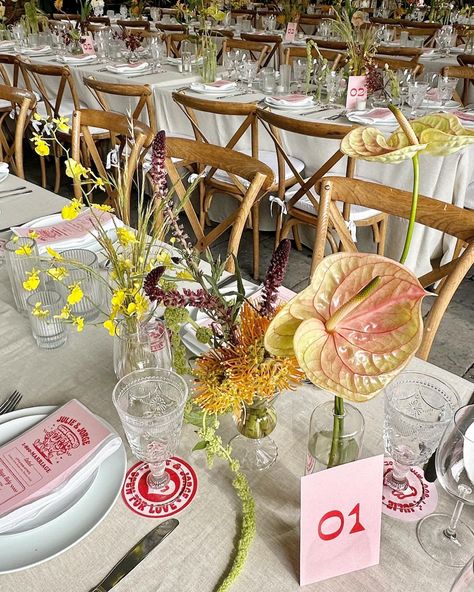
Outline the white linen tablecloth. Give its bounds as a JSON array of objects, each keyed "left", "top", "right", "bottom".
[{"left": 0, "top": 186, "right": 473, "bottom": 592}]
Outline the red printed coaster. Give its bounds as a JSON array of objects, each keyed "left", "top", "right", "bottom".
[
  {"left": 122, "top": 456, "right": 198, "bottom": 518},
  {"left": 382, "top": 458, "right": 438, "bottom": 522}
]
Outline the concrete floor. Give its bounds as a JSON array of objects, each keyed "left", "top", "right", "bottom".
[{"left": 25, "top": 149, "right": 474, "bottom": 385}]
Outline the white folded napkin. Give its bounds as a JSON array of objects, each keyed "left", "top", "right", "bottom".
[
  {"left": 0, "top": 162, "right": 9, "bottom": 175},
  {"left": 21, "top": 45, "right": 51, "bottom": 55},
  {"left": 347, "top": 108, "right": 397, "bottom": 125},
  {"left": 106, "top": 61, "right": 149, "bottom": 73},
  {"left": 167, "top": 56, "right": 203, "bottom": 65},
  {"left": 453, "top": 109, "right": 474, "bottom": 122},
  {"left": 266, "top": 94, "right": 314, "bottom": 107},
  {"left": 190, "top": 80, "right": 236, "bottom": 93},
  {"left": 0, "top": 41, "right": 15, "bottom": 49},
  {"left": 59, "top": 54, "right": 97, "bottom": 63}
]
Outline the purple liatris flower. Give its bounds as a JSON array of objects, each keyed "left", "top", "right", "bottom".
[
  {"left": 260, "top": 239, "right": 291, "bottom": 317},
  {"left": 150, "top": 130, "right": 167, "bottom": 200}
]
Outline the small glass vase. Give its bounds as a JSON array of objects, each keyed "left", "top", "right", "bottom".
[
  {"left": 305, "top": 399, "right": 365, "bottom": 474},
  {"left": 128, "top": 49, "right": 140, "bottom": 64},
  {"left": 113, "top": 316, "right": 171, "bottom": 380},
  {"left": 69, "top": 37, "right": 83, "bottom": 55},
  {"left": 201, "top": 46, "right": 217, "bottom": 83},
  {"left": 229, "top": 397, "right": 278, "bottom": 472}
]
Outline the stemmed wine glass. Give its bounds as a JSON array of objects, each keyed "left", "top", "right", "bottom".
[
  {"left": 293, "top": 58, "right": 307, "bottom": 94},
  {"left": 450, "top": 555, "right": 474, "bottom": 591},
  {"left": 407, "top": 81, "right": 429, "bottom": 118},
  {"left": 438, "top": 76, "right": 458, "bottom": 108},
  {"left": 383, "top": 372, "right": 459, "bottom": 516},
  {"left": 417, "top": 405, "right": 474, "bottom": 567},
  {"left": 113, "top": 367, "right": 188, "bottom": 491}
]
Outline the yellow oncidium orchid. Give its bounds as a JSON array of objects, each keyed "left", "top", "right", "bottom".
[
  {"left": 55, "top": 304, "right": 71, "bottom": 320},
  {"left": 91, "top": 202, "right": 113, "bottom": 212},
  {"left": 47, "top": 266, "right": 68, "bottom": 281},
  {"left": 31, "top": 302, "right": 50, "bottom": 318},
  {"left": 52, "top": 116, "right": 70, "bottom": 133},
  {"left": 23, "top": 268, "right": 41, "bottom": 291},
  {"left": 61, "top": 198, "right": 84, "bottom": 221},
  {"left": 72, "top": 315, "right": 85, "bottom": 332},
  {"left": 65, "top": 158, "right": 89, "bottom": 180},
  {"left": 117, "top": 227, "right": 138, "bottom": 247},
  {"left": 111, "top": 289, "right": 126, "bottom": 309},
  {"left": 126, "top": 292, "right": 148, "bottom": 317},
  {"left": 28, "top": 230, "right": 39, "bottom": 239},
  {"left": 15, "top": 244, "right": 33, "bottom": 256},
  {"left": 46, "top": 246, "right": 64, "bottom": 260},
  {"left": 176, "top": 270, "right": 194, "bottom": 281},
  {"left": 67, "top": 283, "right": 84, "bottom": 305},
  {"left": 103, "top": 319, "right": 117, "bottom": 336}
]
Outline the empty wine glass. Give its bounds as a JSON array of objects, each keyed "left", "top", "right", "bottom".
[
  {"left": 293, "top": 58, "right": 307, "bottom": 93},
  {"left": 436, "top": 25, "right": 454, "bottom": 56},
  {"left": 438, "top": 76, "right": 458, "bottom": 107},
  {"left": 113, "top": 368, "right": 188, "bottom": 491},
  {"left": 407, "top": 81, "right": 429, "bottom": 117},
  {"left": 396, "top": 69, "right": 413, "bottom": 108},
  {"left": 119, "top": 3, "right": 128, "bottom": 18},
  {"left": 243, "top": 60, "right": 258, "bottom": 89},
  {"left": 326, "top": 70, "right": 344, "bottom": 104},
  {"left": 417, "top": 405, "right": 474, "bottom": 567},
  {"left": 383, "top": 372, "right": 459, "bottom": 515},
  {"left": 149, "top": 37, "right": 164, "bottom": 72}
]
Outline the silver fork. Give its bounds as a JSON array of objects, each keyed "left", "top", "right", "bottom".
[{"left": 0, "top": 390, "right": 22, "bottom": 415}]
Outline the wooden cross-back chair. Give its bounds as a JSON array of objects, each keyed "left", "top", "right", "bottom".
[
  {"left": 117, "top": 19, "right": 151, "bottom": 32},
  {"left": 231, "top": 9, "right": 257, "bottom": 28},
  {"left": 255, "top": 107, "right": 387, "bottom": 270},
  {"left": 172, "top": 91, "right": 306, "bottom": 278},
  {"left": 19, "top": 60, "right": 84, "bottom": 192},
  {"left": 314, "top": 176, "right": 474, "bottom": 360},
  {"left": 155, "top": 22, "right": 187, "bottom": 33},
  {"left": 376, "top": 45, "right": 423, "bottom": 59},
  {"left": 373, "top": 55, "right": 423, "bottom": 76},
  {"left": 457, "top": 53, "right": 474, "bottom": 68},
  {"left": 221, "top": 38, "right": 271, "bottom": 71},
  {"left": 297, "top": 15, "right": 323, "bottom": 35},
  {"left": 283, "top": 46, "right": 343, "bottom": 70},
  {"left": 402, "top": 27, "right": 438, "bottom": 47},
  {"left": 442, "top": 65, "right": 474, "bottom": 106},
  {"left": 315, "top": 39, "right": 349, "bottom": 51},
  {"left": 165, "top": 32, "right": 193, "bottom": 58},
  {"left": 53, "top": 13, "right": 80, "bottom": 21},
  {"left": 83, "top": 76, "right": 157, "bottom": 133},
  {"left": 0, "top": 54, "right": 20, "bottom": 88},
  {"left": 163, "top": 136, "right": 274, "bottom": 273},
  {"left": 240, "top": 33, "right": 282, "bottom": 68},
  {"left": 0, "top": 85, "right": 36, "bottom": 179},
  {"left": 71, "top": 109, "right": 153, "bottom": 223},
  {"left": 88, "top": 16, "right": 110, "bottom": 26}
]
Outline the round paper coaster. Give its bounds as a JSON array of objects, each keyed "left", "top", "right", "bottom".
[
  {"left": 122, "top": 456, "right": 198, "bottom": 518},
  {"left": 382, "top": 458, "right": 438, "bottom": 522}
]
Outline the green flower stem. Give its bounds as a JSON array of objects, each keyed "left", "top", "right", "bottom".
[
  {"left": 327, "top": 396, "right": 344, "bottom": 469},
  {"left": 399, "top": 153, "right": 420, "bottom": 265}
]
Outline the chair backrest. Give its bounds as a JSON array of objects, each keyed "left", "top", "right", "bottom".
[
  {"left": 71, "top": 109, "right": 154, "bottom": 223},
  {"left": 165, "top": 32, "right": 193, "bottom": 58},
  {"left": 376, "top": 45, "right": 423, "bottom": 58},
  {"left": 19, "top": 60, "right": 81, "bottom": 117},
  {"left": 314, "top": 176, "right": 474, "bottom": 360},
  {"left": 255, "top": 106, "right": 356, "bottom": 238},
  {"left": 231, "top": 8, "right": 257, "bottom": 28},
  {"left": 240, "top": 32, "right": 282, "bottom": 67},
  {"left": 222, "top": 38, "right": 271, "bottom": 70},
  {"left": 284, "top": 46, "right": 342, "bottom": 70},
  {"left": 442, "top": 65, "right": 474, "bottom": 105},
  {"left": 88, "top": 16, "right": 110, "bottom": 26},
  {"left": 402, "top": 26, "right": 437, "bottom": 46},
  {"left": 373, "top": 55, "right": 423, "bottom": 76},
  {"left": 53, "top": 13, "right": 80, "bottom": 21},
  {"left": 458, "top": 54, "right": 474, "bottom": 68},
  {"left": 0, "top": 84, "right": 36, "bottom": 178},
  {"left": 117, "top": 19, "right": 150, "bottom": 31},
  {"left": 297, "top": 15, "right": 322, "bottom": 35},
  {"left": 164, "top": 136, "right": 274, "bottom": 271},
  {"left": 0, "top": 54, "right": 20, "bottom": 87},
  {"left": 155, "top": 22, "right": 186, "bottom": 33},
  {"left": 84, "top": 76, "right": 157, "bottom": 133}
]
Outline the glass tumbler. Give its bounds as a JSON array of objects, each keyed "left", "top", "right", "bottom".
[
  {"left": 5, "top": 236, "right": 40, "bottom": 313},
  {"left": 113, "top": 368, "right": 188, "bottom": 491},
  {"left": 279, "top": 64, "right": 292, "bottom": 93},
  {"left": 60, "top": 248, "right": 102, "bottom": 322},
  {"left": 27, "top": 289, "right": 68, "bottom": 349}
]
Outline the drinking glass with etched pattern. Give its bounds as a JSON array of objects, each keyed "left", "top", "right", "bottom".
[{"left": 113, "top": 368, "right": 188, "bottom": 490}]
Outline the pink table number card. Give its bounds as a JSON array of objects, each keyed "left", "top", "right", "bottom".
[
  {"left": 346, "top": 75, "right": 367, "bottom": 110},
  {"left": 80, "top": 35, "right": 95, "bottom": 54},
  {"left": 300, "top": 454, "right": 384, "bottom": 586},
  {"left": 284, "top": 22, "right": 297, "bottom": 43}
]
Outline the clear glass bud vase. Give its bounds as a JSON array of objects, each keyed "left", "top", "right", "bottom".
[
  {"left": 305, "top": 399, "right": 365, "bottom": 474},
  {"left": 229, "top": 397, "right": 278, "bottom": 472}
]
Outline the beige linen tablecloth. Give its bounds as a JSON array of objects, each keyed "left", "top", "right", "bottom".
[{"left": 0, "top": 187, "right": 473, "bottom": 592}]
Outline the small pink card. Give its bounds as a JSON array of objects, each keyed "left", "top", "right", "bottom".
[
  {"left": 300, "top": 455, "right": 384, "bottom": 586},
  {"left": 346, "top": 75, "right": 367, "bottom": 110},
  {"left": 0, "top": 400, "right": 113, "bottom": 518},
  {"left": 80, "top": 34, "right": 95, "bottom": 55},
  {"left": 284, "top": 22, "right": 297, "bottom": 43}
]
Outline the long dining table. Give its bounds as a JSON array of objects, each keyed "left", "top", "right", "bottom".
[
  {"left": 12, "top": 49, "right": 474, "bottom": 278},
  {"left": 0, "top": 180, "right": 473, "bottom": 592}
]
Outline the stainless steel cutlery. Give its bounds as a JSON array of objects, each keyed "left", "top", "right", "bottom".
[{"left": 0, "top": 391, "right": 22, "bottom": 415}]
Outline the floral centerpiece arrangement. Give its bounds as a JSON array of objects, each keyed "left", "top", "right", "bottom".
[
  {"left": 54, "top": 0, "right": 92, "bottom": 53},
  {"left": 278, "top": 0, "right": 309, "bottom": 25},
  {"left": 20, "top": 0, "right": 48, "bottom": 36},
  {"left": 129, "top": 0, "right": 146, "bottom": 19},
  {"left": 113, "top": 28, "right": 144, "bottom": 62}
]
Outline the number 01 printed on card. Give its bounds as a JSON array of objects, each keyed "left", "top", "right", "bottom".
[{"left": 300, "top": 454, "right": 384, "bottom": 586}]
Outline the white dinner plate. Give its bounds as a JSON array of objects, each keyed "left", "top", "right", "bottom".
[
  {"left": 0, "top": 170, "right": 9, "bottom": 184},
  {"left": 189, "top": 84, "right": 237, "bottom": 95},
  {"left": 0, "top": 406, "right": 126, "bottom": 574},
  {"left": 422, "top": 100, "right": 461, "bottom": 110},
  {"left": 264, "top": 98, "right": 316, "bottom": 111}
]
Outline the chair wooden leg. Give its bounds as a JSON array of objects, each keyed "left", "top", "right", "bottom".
[
  {"left": 293, "top": 223, "right": 303, "bottom": 251},
  {"left": 39, "top": 155, "right": 47, "bottom": 188},
  {"left": 54, "top": 155, "right": 61, "bottom": 194},
  {"left": 252, "top": 203, "right": 260, "bottom": 280},
  {"left": 377, "top": 216, "right": 387, "bottom": 257}
]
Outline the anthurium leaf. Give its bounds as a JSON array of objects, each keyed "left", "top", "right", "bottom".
[
  {"left": 265, "top": 253, "right": 427, "bottom": 402},
  {"left": 341, "top": 126, "right": 426, "bottom": 162}
]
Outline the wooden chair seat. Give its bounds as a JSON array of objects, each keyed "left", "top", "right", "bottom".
[{"left": 314, "top": 176, "right": 474, "bottom": 360}]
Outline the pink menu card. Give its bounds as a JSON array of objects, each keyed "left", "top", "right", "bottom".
[
  {"left": 0, "top": 400, "right": 114, "bottom": 518},
  {"left": 12, "top": 209, "right": 116, "bottom": 246},
  {"left": 300, "top": 455, "right": 384, "bottom": 586}
]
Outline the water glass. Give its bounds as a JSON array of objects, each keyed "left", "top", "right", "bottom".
[
  {"left": 438, "top": 76, "right": 458, "bottom": 106},
  {"left": 149, "top": 37, "right": 164, "bottom": 72},
  {"left": 5, "top": 237, "right": 40, "bottom": 313},
  {"left": 399, "top": 31, "right": 409, "bottom": 46},
  {"left": 27, "top": 290, "right": 68, "bottom": 349},
  {"left": 451, "top": 556, "right": 474, "bottom": 591},
  {"left": 119, "top": 3, "right": 127, "bottom": 18},
  {"left": 326, "top": 70, "right": 343, "bottom": 104},
  {"left": 113, "top": 368, "right": 188, "bottom": 490},
  {"left": 59, "top": 248, "right": 102, "bottom": 322},
  {"left": 293, "top": 58, "right": 307, "bottom": 93},
  {"left": 279, "top": 64, "right": 291, "bottom": 93},
  {"left": 243, "top": 61, "right": 258, "bottom": 88},
  {"left": 407, "top": 81, "right": 428, "bottom": 117},
  {"left": 261, "top": 67, "right": 276, "bottom": 94}
]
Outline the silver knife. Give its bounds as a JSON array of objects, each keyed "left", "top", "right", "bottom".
[{"left": 88, "top": 518, "right": 179, "bottom": 592}]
